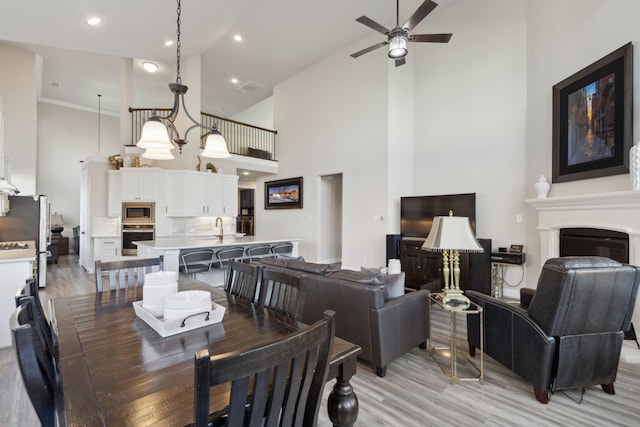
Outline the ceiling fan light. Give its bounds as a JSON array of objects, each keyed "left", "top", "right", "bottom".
[
  {"left": 137, "top": 117, "right": 174, "bottom": 150},
  {"left": 201, "top": 132, "right": 231, "bottom": 158},
  {"left": 141, "top": 147, "right": 175, "bottom": 160},
  {"left": 388, "top": 35, "right": 408, "bottom": 59}
]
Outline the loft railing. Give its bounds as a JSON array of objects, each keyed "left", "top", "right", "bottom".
[{"left": 129, "top": 108, "right": 277, "bottom": 161}]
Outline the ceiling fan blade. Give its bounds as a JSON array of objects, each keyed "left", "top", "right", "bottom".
[
  {"left": 410, "top": 33, "right": 453, "bottom": 43},
  {"left": 403, "top": 0, "right": 438, "bottom": 31},
  {"left": 356, "top": 16, "right": 390, "bottom": 35},
  {"left": 395, "top": 58, "right": 406, "bottom": 67},
  {"left": 350, "top": 41, "right": 388, "bottom": 58}
]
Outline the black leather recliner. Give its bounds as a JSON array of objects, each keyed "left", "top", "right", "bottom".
[{"left": 466, "top": 257, "right": 640, "bottom": 403}]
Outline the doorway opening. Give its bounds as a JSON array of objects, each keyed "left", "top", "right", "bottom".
[{"left": 318, "top": 174, "right": 342, "bottom": 264}]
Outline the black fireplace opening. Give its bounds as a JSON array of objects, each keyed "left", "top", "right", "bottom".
[
  {"left": 559, "top": 227, "right": 629, "bottom": 264},
  {"left": 559, "top": 227, "right": 637, "bottom": 345}
]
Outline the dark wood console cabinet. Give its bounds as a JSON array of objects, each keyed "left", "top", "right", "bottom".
[{"left": 399, "top": 239, "right": 472, "bottom": 291}]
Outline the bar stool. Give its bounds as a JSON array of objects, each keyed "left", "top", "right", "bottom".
[
  {"left": 244, "top": 244, "right": 272, "bottom": 262},
  {"left": 270, "top": 242, "right": 293, "bottom": 258},
  {"left": 212, "top": 246, "right": 245, "bottom": 284},
  {"left": 179, "top": 249, "right": 215, "bottom": 279}
]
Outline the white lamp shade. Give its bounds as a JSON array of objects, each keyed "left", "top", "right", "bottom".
[
  {"left": 142, "top": 147, "right": 175, "bottom": 160},
  {"left": 0, "top": 178, "right": 17, "bottom": 193},
  {"left": 137, "top": 119, "right": 174, "bottom": 150},
  {"left": 422, "top": 216, "right": 483, "bottom": 252},
  {"left": 201, "top": 133, "right": 231, "bottom": 158},
  {"left": 51, "top": 214, "right": 65, "bottom": 226}
]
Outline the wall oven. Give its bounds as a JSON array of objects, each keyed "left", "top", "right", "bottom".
[
  {"left": 121, "top": 224, "right": 154, "bottom": 256},
  {"left": 122, "top": 202, "right": 155, "bottom": 224}
]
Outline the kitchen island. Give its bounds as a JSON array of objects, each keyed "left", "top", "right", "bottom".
[
  {"left": 136, "top": 236, "right": 300, "bottom": 285},
  {"left": 0, "top": 240, "right": 36, "bottom": 348}
]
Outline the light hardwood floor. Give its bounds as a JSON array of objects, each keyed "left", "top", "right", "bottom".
[{"left": 2, "top": 255, "right": 640, "bottom": 426}]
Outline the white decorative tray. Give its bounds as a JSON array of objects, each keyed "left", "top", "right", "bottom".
[{"left": 133, "top": 300, "right": 226, "bottom": 337}]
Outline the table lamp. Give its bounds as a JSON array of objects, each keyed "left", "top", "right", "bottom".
[
  {"left": 51, "top": 214, "right": 65, "bottom": 238},
  {"left": 422, "top": 211, "right": 483, "bottom": 305}
]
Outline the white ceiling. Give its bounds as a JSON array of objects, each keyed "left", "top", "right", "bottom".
[{"left": 0, "top": 0, "right": 456, "bottom": 117}]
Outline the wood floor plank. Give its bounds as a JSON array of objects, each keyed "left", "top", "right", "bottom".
[{"left": 3, "top": 254, "right": 640, "bottom": 426}]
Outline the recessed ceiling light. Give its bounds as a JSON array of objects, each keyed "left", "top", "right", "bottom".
[
  {"left": 165, "top": 40, "right": 174, "bottom": 47},
  {"left": 143, "top": 62, "right": 158, "bottom": 73},
  {"left": 87, "top": 17, "right": 102, "bottom": 26},
  {"left": 243, "top": 171, "right": 250, "bottom": 176},
  {"left": 233, "top": 34, "right": 242, "bottom": 42},
  {"left": 231, "top": 78, "right": 238, "bottom": 84}
]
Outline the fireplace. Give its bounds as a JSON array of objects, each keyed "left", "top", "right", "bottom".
[
  {"left": 559, "top": 228, "right": 629, "bottom": 263},
  {"left": 527, "top": 190, "right": 640, "bottom": 331}
]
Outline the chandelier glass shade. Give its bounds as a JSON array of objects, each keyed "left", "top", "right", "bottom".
[{"left": 136, "top": 0, "right": 229, "bottom": 159}]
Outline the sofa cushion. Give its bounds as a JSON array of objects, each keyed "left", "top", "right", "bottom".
[
  {"left": 327, "top": 269, "right": 404, "bottom": 300},
  {"left": 286, "top": 260, "right": 340, "bottom": 276}
]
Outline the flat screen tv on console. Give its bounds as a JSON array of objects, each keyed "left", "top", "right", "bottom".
[{"left": 400, "top": 193, "right": 476, "bottom": 238}]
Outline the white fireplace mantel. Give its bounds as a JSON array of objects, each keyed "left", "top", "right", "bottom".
[{"left": 526, "top": 190, "right": 640, "bottom": 326}]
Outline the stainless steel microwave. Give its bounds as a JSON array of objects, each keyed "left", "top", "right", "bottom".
[{"left": 122, "top": 202, "right": 155, "bottom": 224}]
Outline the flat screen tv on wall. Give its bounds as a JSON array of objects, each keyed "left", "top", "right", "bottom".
[{"left": 400, "top": 193, "right": 476, "bottom": 239}]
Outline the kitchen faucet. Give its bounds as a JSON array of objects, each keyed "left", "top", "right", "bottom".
[{"left": 215, "top": 217, "right": 224, "bottom": 239}]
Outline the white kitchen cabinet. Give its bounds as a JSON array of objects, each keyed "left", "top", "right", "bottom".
[
  {"left": 164, "top": 170, "right": 188, "bottom": 216},
  {"left": 165, "top": 171, "right": 238, "bottom": 217},
  {"left": 120, "top": 168, "right": 159, "bottom": 201},
  {"left": 80, "top": 158, "right": 110, "bottom": 272},
  {"left": 107, "top": 171, "right": 122, "bottom": 217},
  {"left": 222, "top": 175, "right": 239, "bottom": 217},
  {"left": 93, "top": 237, "right": 121, "bottom": 263},
  {"left": 0, "top": 257, "right": 34, "bottom": 348}
]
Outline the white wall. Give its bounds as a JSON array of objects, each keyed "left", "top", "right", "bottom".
[
  {"left": 0, "top": 43, "right": 37, "bottom": 194},
  {"left": 231, "top": 97, "right": 274, "bottom": 130},
  {"left": 524, "top": 0, "right": 640, "bottom": 285},
  {"left": 413, "top": 0, "right": 528, "bottom": 290},
  {"left": 269, "top": 41, "right": 388, "bottom": 267},
  {"left": 37, "top": 102, "right": 120, "bottom": 238}
]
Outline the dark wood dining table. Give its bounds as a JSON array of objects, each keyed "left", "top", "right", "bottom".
[{"left": 50, "top": 280, "right": 361, "bottom": 426}]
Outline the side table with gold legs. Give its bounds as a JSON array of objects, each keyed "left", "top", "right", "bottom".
[{"left": 428, "top": 293, "right": 483, "bottom": 384}]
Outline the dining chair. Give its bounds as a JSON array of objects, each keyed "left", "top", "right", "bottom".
[
  {"left": 244, "top": 244, "right": 273, "bottom": 262},
  {"left": 193, "top": 310, "right": 336, "bottom": 427},
  {"left": 11, "top": 297, "right": 57, "bottom": 427},
  {"left": 94, "top": 255, "right": 164, "bottom": 292},
  {"left": 14, "top": 278, "right": 56, "bottom": 365},
  {"left": 258, "top": 269, "right": 307, "bottom": 321},
  {"left": 179, "top": 249, "right": 216, "bottom": 279},
  {"left": 270, "top": 242, "right": 293, "bottom": 258},
  {"left": 212, "top": 246, "right": 245, "bottom": 284},
  {"left": 224, "top": 260, "right": 262, "bottom": 303}
]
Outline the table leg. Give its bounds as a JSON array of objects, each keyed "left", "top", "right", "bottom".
[{"left": 327, "top": 356, "right": 359, "bottom": 427}]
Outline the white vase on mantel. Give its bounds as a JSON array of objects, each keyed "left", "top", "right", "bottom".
[
  {"left": 630, "top": 144, "right": 640, "bottom": 190},
  {"left": 535, "top": 174, "right": 551, "bottom": 198}
]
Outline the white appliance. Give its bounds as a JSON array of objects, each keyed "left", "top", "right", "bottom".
[{"left": 0, "top": 195, "right": 50, "bottom": 286}]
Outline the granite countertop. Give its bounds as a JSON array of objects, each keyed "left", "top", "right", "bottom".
[
  {"left": 135, "top": 236, "right": 300, "bottom": 250},
  {"left": 0, "top": 240, "right": 37, "bottom": 263}
]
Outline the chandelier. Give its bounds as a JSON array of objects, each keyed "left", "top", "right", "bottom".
[{"left": 136, "top": 0, "right": 231, "bottom": 160}]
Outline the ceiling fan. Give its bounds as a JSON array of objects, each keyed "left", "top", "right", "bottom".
[{"left": 351, "top": 0, "right": 452, "bottom": 67}]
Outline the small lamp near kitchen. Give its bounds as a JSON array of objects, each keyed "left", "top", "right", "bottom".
[
  {"left": 422, "top": 211, "right": 483, "bottom": 306},
  {"left": 51, "top": 213, "right": 65, "bottom": 238}
]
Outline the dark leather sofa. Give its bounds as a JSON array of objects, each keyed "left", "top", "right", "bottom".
[
  {"left": 257, "top": 258, "right": 430, "bottom": 377},
  {"left": 466, "top": 257, "right": 640, "bottom": 403}
]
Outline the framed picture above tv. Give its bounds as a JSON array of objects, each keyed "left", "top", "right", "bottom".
[
  {"left": 265, "top": 177, "right": 303, "bottom": 209},
  {"left": 552, "top": 43, "right": 632, "bottom": 183}
]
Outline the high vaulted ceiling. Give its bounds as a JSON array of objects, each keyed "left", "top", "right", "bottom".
[{"left": 0, "top": 0, "right": 456, "bottom": 118}]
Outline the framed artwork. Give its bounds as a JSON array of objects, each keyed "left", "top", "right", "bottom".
[
  {"left": 265, "top": 177, "right": 303, "bottom": 209},
  {"left": 552, "top": 43, "right": 632, "bottom": 183}
]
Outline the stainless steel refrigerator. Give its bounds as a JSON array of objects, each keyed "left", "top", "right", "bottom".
[{"left": 0, "top": 195, "right": 50, "bottom": 286}]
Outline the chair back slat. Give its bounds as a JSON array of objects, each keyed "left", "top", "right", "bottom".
[
  {"left": 15, "top": 279, "right": 56, "bottom": 363},
  {"left": 95, "top": 256, "right": 164, "bottom": 292},
  {"left": 193, "top": 310, "right": 336, "bottom": 427},
  {"left": 225, "top": 261, "right": 262, "bottom": 302},
  {"left": 11, "top": 298, "right": 56, "bottom": 427},
  {"left": 258, "top": 269, "right": 306, "bottom": 321}
]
